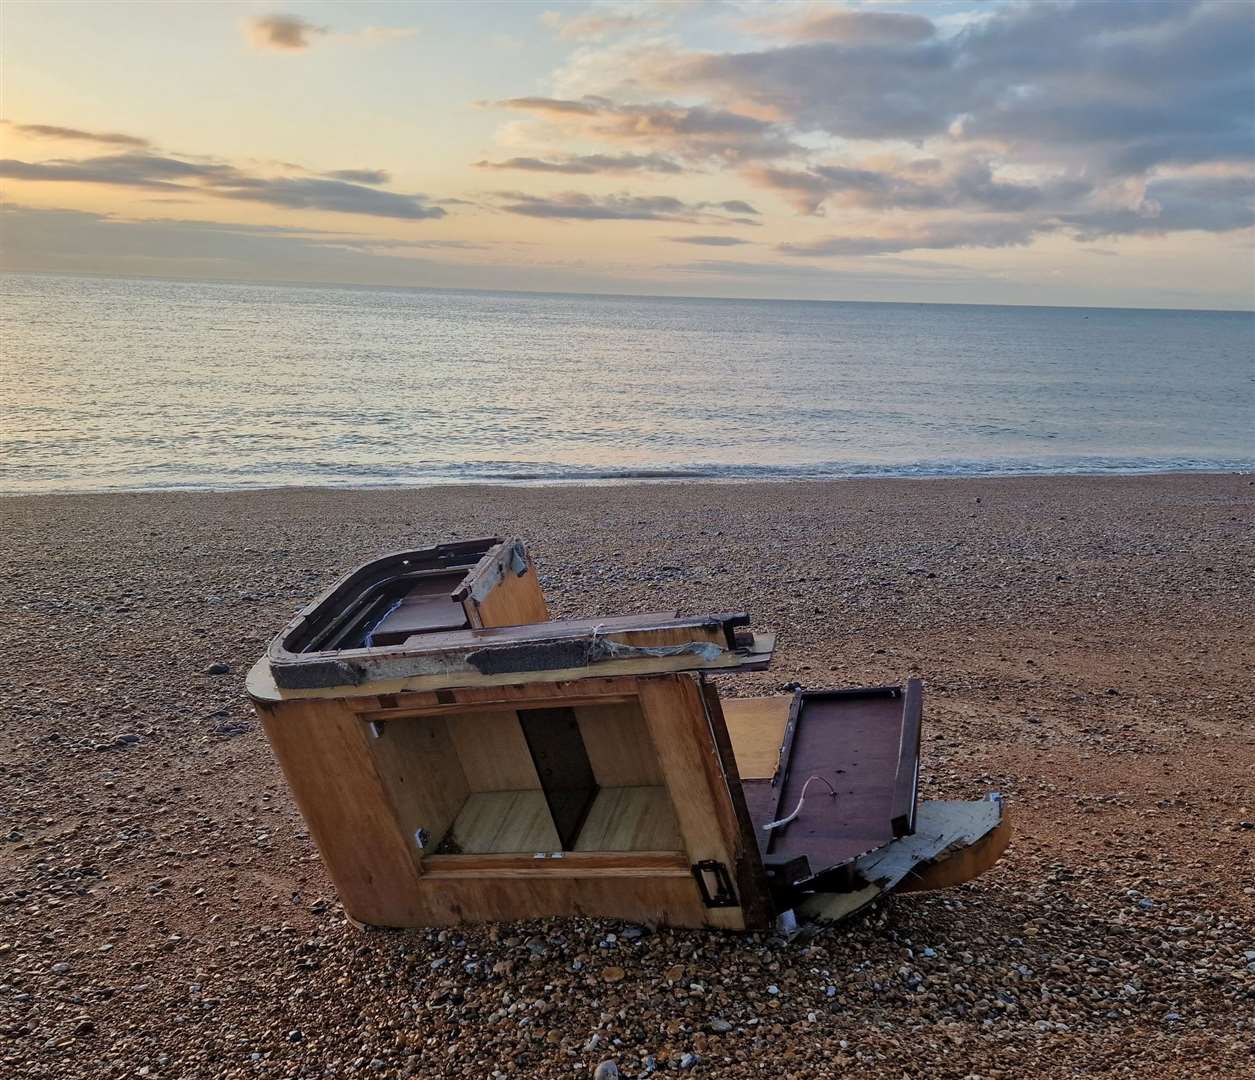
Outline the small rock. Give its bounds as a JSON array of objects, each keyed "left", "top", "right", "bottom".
[
  {"left": 601, "top": 966, "right": 625, "bottom": 983},
  {"left": 204, "top": 663, "right": 230, "bottom": 676},
  {"left": 708, "top": 1018, "right": 732, "bottom": 1033},
  {"left": 592, "top": 1061, "right": 619, "bottom": 1080},
  {"left": 680, "top": 1053, "right": 701, "bottom": 1070}
]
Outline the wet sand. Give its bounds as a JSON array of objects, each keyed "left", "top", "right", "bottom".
[{"left": 1, "top": 473, "right": 1252, "bottom": 1078}]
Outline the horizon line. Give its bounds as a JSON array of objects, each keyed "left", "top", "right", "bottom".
[{"left": 4, "top": 265, "right": 1252, "bottom": 316}]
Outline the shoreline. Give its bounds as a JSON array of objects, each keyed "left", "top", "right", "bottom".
[{"left": 3, "top": 464, "right": 1252, "bottom": 501}]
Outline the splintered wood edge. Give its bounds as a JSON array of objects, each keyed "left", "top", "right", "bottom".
[
  {"left": 896, "top": 804, "right": 1012, "bottom": 893},
  {"left": 246, "top": 632, "right": 777, "bottom": 703}
]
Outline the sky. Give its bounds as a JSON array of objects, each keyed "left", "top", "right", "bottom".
[{"left": 2, "top": 0, "right": 1253, "bottom": 309}]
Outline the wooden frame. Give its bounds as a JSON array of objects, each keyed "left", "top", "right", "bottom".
[{"left": 254, "top": 671, "right": 772, "bottom": 929}]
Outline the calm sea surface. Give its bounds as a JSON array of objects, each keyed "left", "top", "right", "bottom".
[{"left": 2, "top": 272, "right": 1252, "bottom": 494}]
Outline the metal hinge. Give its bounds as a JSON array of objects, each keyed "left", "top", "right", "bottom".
[{"left": 691, "top": 860, "right": 738, "bottom": 908}]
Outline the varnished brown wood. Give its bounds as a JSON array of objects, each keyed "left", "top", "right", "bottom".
[
  {"left": 637, "top": 675, "right": 763, "bottom": 930},
  {"left": 699, "top": 679, "right": 775, "bottom": 931},
  {"left": 422, "top": 851, "right": 687, "bottom": 873},
  {"left": 366, "top": 712, "right": 468, "bottom": 852},
  {"left": 575, "top": 700, "right": 664, "bottom": 786},
  {"left": 403, "top": 871, "right": 712, "bottom": 928},
  {"left": 471, "top": 554, "right": 549, "bottom": 627},
  {"left": 259, "top": 698, "right": 424, "bottom": 925},
  {"left": 446, "top": 709, "right": 540, "bottom": 791}
]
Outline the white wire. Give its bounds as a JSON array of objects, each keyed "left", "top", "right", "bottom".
[{"left": 761, "top": 774, "right": 838, "bottom": 831}]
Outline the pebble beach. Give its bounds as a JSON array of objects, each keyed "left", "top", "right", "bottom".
[{"left": 1, "top": 472, "right": 1252, "bottom": 1079}]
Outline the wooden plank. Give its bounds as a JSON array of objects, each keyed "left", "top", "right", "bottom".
[
  {"left": 636, "top": 675, "right": 751, "bottom": 931},
  {"left": 247, "top": 631, "right": 776, "bottom": 703},
  {"left": 472, "top": 556, "right": 549, "bottom": 627},
  {"left": 719, "top": 695, "right": 791, "bottom": 780},
  {"left": 892, "top": 678, "right": 924, "bottom": 837},
  {"left": 404, "top": 870, "right": 713, "bottom": 928},
  {"left": 365, "top": 713, "right": 468, "bottom": 852},
  {"left": 455, "top": 539, "right": 548, "bottom": 625},
  {"left": 352, "top": 676, "right": 644, "bottom": 718},
  {"left": 447, "top": 709, "right": 540, "bottom": 791},
  {"left": 422, "top": 851, "right": 688, "bottom": 873},
  {"left": 575, "top": 700, "right": 663, "bottom": 786},
  {"left": 574, "top": 786, "right": 682, "bottom": 851},
  {"left": 897, "top": 803, "right": 1011, "bottom": 892},
  {"left": 440, "top": 790, "right": 561, "bottom": 853},
  {"left": 258, "top": 698, "right": 424, "bottom": 926},
  {"left": 699, "top": 680, "right": 775, "bottom": 931}
]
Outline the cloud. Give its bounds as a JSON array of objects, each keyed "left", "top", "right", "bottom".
[
  {"left": 242, "top": 15, "right": 415, "bottom": 51},
  {"left": 638, "top": 0, "right": 1254, "bottom": 168},
  {"left": 244, "top": 14, "right": 328, "bottom": 51},
  {"left": 778, "top": 218, "right": 1045, "bottom": 257},
  {"left": 474, "top": 152, "right": 683, "bottom": 175},
  {"left": 489, "top": 95, "right": 800, "bottom": 163},
  {"left": 706, "top": 200, "right": 758, "bottom": 216},
  {"left": 0, "top": 153, "right": 444, "bottom": 220},
  {"left": 540, "top": 8, "right": 667, "bottom": 42},
  {"left": 492, "top": 191, "right": 697, "bottom": 221},
  {"left": 523, "top": 1, "right": 1252, "bottom": 256},
  {"left": 745, "top": 157, "right": 1090, "bottom": 216},
  {"left": 740, "top": 7, "right": 935, "bottom": 45},
  {"left": 1063, "top": 174, "right": 1255, "bottom": 238},
  {"left": 670, "top": 235, "right": 751, "bottom": 246},
  {"left": 4, "top": 122, "right": 149, "bottom": 148},
  {"left": 322, "top": 168, "right": 392, "bottom": 184},
  {"left": 490, "top": 191, "right": 758, "bottom": 224},
  {"left": 214, "top": 176, "right": 444, "bottom": 219}
]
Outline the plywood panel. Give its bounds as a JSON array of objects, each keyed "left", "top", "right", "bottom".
[
  {"left": 470, "top": 556, "right": 549, "bottom": 628},
  {"left": 448, "top": 709, "right": 540, "bottom": 791},
  {"left": 258, "top": 698, "right": 424, "bottom": 926},
  {"left": 408, "top": 868, "right": 713, "bottom": 928},
  {"left": 720, "top": 696, "right": 791, "bottom": 780},
  {"left": 367, "top": 714, "right": 469, "bottom": 851},
  {"left": 576, "top": 701, "right": 663, "bottom": 786},
  {"left": 441, "top": 790, "right": 561, "bottom": 853},
  {"left": 636, "top": 675, "right": 752, "bottom": 930},
  {"left": 574, "top": 786, "right": 682, "bottom": 851}
]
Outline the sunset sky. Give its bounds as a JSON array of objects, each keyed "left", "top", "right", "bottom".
[{"left": 2, "top": 0, "right": 1253, "bottom": 308}]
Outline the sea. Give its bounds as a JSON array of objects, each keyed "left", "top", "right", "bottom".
[{"left": 2, "top": 271, "right": 1251, "bottom": 495}]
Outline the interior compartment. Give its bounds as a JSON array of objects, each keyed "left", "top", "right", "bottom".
[{"left": 370, "top": 699, "right": 682, "bottom": 856}]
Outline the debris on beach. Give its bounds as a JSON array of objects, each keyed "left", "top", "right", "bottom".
[{"left": 247, "top": 537, "right": 1008, "bottom": 931}]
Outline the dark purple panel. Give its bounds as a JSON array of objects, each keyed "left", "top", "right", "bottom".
[{"left": 746, "top": 687, "right": 916, "bottom": 873}]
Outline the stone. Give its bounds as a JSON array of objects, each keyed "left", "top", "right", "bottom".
[
  {"left": 592, "top": 1061, "right": 620, "bottom": 1080},
  {"left": 204, "top": 663, "right": 230, "bottom": 676},
  {"left": 601, "top": 966, "right": 625, "bottom": 983}
]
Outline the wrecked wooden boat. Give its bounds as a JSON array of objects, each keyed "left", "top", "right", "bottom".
[{"left": 247, "top": 537, "right": 1009, "bottom": 930}]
